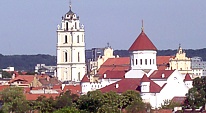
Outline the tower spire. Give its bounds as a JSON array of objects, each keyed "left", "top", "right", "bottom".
[
  {"left": 141, "top": 20, "right": 144, "bottom": 32},
  {"left": 69, "top": 0, "right": 72, "bottom": 11}
]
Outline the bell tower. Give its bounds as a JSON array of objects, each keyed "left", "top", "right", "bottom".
[{"left": 56, "top": 2, "right": 86, "bottom": 82}]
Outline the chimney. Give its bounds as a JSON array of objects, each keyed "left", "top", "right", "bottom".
[
  {"left": 162, "top": 73, "right": 165, "bottom": 78},
  {"left": 46, "top": 76, "right": 50, "bottom": 81},
  {"left": 115, "top": 84, "right": 119, "bottom": 88}
]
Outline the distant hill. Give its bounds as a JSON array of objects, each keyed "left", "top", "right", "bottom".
[
  {"left": 0, "top": 54, "right": 56, "bottom": 71},
  {"left": 0, "top": 48, "right": 206, "bottom": 71}
]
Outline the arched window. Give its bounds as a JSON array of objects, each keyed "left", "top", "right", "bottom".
[
  {"left": 65, "top": 52, "right": 67, "bottom": 62},
  {"left": 77, "top": 35, "right": 79, "bottom": 43},
  {"left": 66, "top": 22, "right": 68, "bottom": 30},
  {"left": 145, "top": 59, "right": 147, "bottom": 65},
  {"left": 75, "top": 22, "right": 77, "bottom": 29},
  {"left": 78, "top": 52, "right": 80, "bottom": 62},
  {"left": 65, "top": 35, "right": 67, "bottom": 43}
]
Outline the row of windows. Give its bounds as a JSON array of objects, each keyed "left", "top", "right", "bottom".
[
  {"left": 132, "top": 59, "right": 155, "bottom": 65},
  {"left": 65, "top": 22, "right": 78, "bottom": 30},
  {"left": 64, "top": 52, "right": 80, "bottom": 62},
  {"left": 64, "top": 35, "right": 83, "bottom": 43}
]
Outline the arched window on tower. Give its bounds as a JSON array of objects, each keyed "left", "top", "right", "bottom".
[
  {"left": 78, "top": 52, "right": 80, "bottom": 62},
  {"left": 145, "top": 59, "right": 147, "bottom": 65},
  {"left": 66, "top": 22, "right": 68, "bottom": 31},
  {"left": 77, "top": 35, "right": 79, "bottom": 43},
  {"left": 65, "top": 52, "right": 68, "bottom": 62},
  {"left": 75, "top": 22, "right": 77, "bottom": 29},
  {"left": 65, "top": 35, "right": 67, "bottom": 43}
]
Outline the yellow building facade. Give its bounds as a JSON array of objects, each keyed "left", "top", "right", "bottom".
[{"left": 169, "top": 46, "right": 193, "bottom": 75}]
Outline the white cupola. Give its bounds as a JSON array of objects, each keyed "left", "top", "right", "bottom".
[{"left": 129, "top": 22, "right": 157, "bottom": 70}]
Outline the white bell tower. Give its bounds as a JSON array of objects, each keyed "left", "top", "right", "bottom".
[{"left": 56, "top": 2, "right": 86, "bottom": 82}]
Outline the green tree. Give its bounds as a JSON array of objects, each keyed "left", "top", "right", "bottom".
[
  {"left": 0, "top": 87, "right": 29, "bottom": 113},
  {"left": 184, "top": 77, "right": 206, "bottom": 110},
  {"left": 55, "top": 90, "right": 79, "bottom": 109},
  {"left": 35, "top": 95, "right": 56, "bottom": 113},
  {"left": 53, "top": 107, "right": 82, "bottom": 113},
  {"left": 77, "top": 90, "right": 104, "bottom": 113},
  {"left": 120, "top": 90, "right": 143, "bottom": 109},
  {"left": 126, "top": 100, "right": 146, "bottom": 113}
]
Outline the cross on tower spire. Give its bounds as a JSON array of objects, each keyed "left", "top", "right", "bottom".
[
  {"left": 69, "top": 0, "right": 72, "bottom": 11},
  {"left": 141, "top": 19, "right": 144, "bottom": 32}
]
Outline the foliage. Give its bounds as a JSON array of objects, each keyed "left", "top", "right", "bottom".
[
  {"left": 0, "top": 54, "right": 56, "bottom": 71},
  {"left": 120, "top": 90, "right": 142, "bottom": 109},
  {"left": 55, "top": 90, "right": 79, "bottom": 109},
  {"left": 184, "top": 77, "right": 206, "bottom": 110},
  {"left": 53, "top": 107, "right": 82, "bottom": 113},
  {"left": 35, "top": 95, "right": 56, "bottom": 113},
  {"left": 0, "top": 87, "right": 29, "bottom": 113},
  {"left": 77, "top": 90, "right": 104, "bottom": 113},
  {"left": 160, "top": 99, "right": 181, "bottom": 109},
  {"left": 126, "top": 100, "right": 146, "bottom": 113}
]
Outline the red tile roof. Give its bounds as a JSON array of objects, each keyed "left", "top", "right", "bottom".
[
  {"left": 25, "top": 93, "right": 59, "bottom": 101},
  {"left": 141, "top": 74, "right": 150, "bottom": 82},
  {"left": 129, "top": 30, "right": 157, "bottom": 51},
  {"left": 97, "top": 66, "right": 130, "bottom": 75},
  {"left": 184, "top": 73, "right": 192, "bottom": 81},
  {"left": 141, "top": 74, "right": 163, "bottom": 93},
  {"left": 102, "top": 57, "right": 130, "bottom": 66},
  {"left": 10, "top": 75, "right": 35, "bottom": 84},
  {"left": 156, "top": 56, "right": 173, "bottom": 70},
  {"left": 100, "top": 78, "right": 141, "bottom": 93},
  {"left": 149, "top": 70, "right": 174, "bottom": 79},
  {"left": 62, "top": 85, "right": 81, "bottom": 95},
  {"left": 97, "top": 57, "right": 130, "bottom": 75},
  {"left": 81, "top": 75, "right": 90, "bottom": 82},
  {"left": 99, "top": 70, "right": 126, "bottom": 79},
  {"left": 171, "top": 96, "right": 186, "bottom": 105},
  {"left": 149, "top": 80, "right": 162, "bottom": 93},
  {"left": 0, "top": 85, "right": 9, "bottom": 91}
]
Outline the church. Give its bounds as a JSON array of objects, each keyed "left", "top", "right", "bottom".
[
  {"left": 81, "top": 24, "right": 193, "bottom": 108},
  {"left": 56, "top": 3, "right": 86, "bottom": 82}
]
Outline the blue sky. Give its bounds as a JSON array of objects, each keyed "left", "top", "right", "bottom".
[{"left": 0, "top": 0, "right": 206, "bottom": 55}]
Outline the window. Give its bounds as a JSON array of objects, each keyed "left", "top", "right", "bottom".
[
  {"left": 135, "top": 59, "right": 137, "bottom": 65},
  {"left": 75, "top": 22, "right": 77, "bottom": 29},
  {"left": 153, "top": 59, "right": 155, "bottom": 64},
  {"left": 150, "top": 59, "right": 152, "bottom": 65},
  {"left": 132, "top": 59, "right": 134, "bottom": 65},
  {"left": 140, "top": 59, "right": 142, "bottom": 65},
  {"left": 65, "top": 35, "right": 67, "bottom": 43},
  {"left": 65, "top": 52, "right": 68, "bottom": 62},
  {"left": 66, "top": 22, "right": 68, "bottom": 30},
  {"left": 78, "top": 52, "right": 80, "bottom": 62},
  {"left": 145, "top": 59, "right": 147, "bottom": 65},
  {"left": 78, "top": 72, "right": 80, "bottom": 81},
  {"left": 77, "top": 35, "right": 79, "bottom": 43}
]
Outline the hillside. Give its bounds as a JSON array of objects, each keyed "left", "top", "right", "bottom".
[
  {"left": 0, "top": 48, "right": 206, "bottom": 71},
  {"left": 0, "top": 54, "right": 56, "bottom": 71}
]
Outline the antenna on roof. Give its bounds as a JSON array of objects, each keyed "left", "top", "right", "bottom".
[{"left": 141, "top": 19, "right": 144, "bottom": 32}]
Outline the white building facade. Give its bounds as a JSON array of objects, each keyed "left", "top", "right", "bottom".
[{"left": 56, "top": 4, "right": 86, "bottom": 82}]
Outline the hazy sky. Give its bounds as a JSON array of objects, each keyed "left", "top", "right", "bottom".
[{"left": 0, "top": 1, "right": 206, "bottom": 55}]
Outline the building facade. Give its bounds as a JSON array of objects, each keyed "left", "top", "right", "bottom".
[
  {"left": 56, "top": 3, "right": 86, "bottom": 82},
  {"left": 169, "top": 45, "right": 193, "bottom": 76}
]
